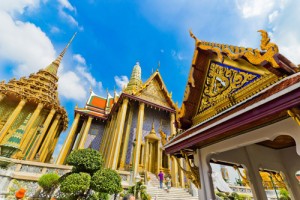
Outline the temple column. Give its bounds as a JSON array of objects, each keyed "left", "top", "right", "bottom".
[
  {"left": 39, "top": 114, "right": 61, "bottom": 162},
  {"left": 78, "top": 116, "right": 93, "bottom": 149},
  {"left": 171, "top": 156, "right": 179, "bottom": 187},
  {"left": 111, "top": 98, "right": 129, "bottom": 169},
  {"left": 133, "top": 102, "right": 145, "bottom": 176},
  {"left": 144, "top": 140, "right": 149, "bottom": 171},
  {"left": 104, "top": 114, "right": 118, "bottom": 168},
  {"left": 107, "top": 110, "right": 122, "bottom": 168},
  {"left": 19, "top": 103, "right": 44, "bottom": 152},
  {"left": 140, "top": 143, "right": 145, "bottom": 169},
  {"left": 44, "top": 124, "right": 60, "bottom": 163},
  {"left": 170, "top": 113, "right": 176, "bottom": 137},
  {"left": 0, "top": 93, "right": 6, "bottom": 102},
  {"left": 99, "top": 122, "right": 110, "bottom": 153},
  {"left": 179, "top": 158, "right": 185, "bottom": 188},
  {"left": 56, "top": 113, "right": 80, "bottom": 164},
  {"left": 119, "top": 106, "right": 134, "bottom": 170},
  {"left": 28, "top": 108, "right": 56, "bottom": 160},
  {"left": 156, "top": 142, "right": 161, "bottom": 174},
  {"left": 0, "top": 99, "right": 27, "bottom": 143},
  {"left": 74, "top": 120, "right": 87, "bottom": 149},
  {"left": 148, "top": 143, "right": 152, "bottom": 171}
]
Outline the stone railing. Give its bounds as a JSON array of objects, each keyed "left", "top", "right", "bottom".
[{"left": 0, "top": 156, "right": 71, "bottom": 198}]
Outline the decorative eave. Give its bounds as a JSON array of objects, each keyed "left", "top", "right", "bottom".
[
  {"left": 165, "top": 72, "right": 300, "bottom": 154},
  {"left": 176, "top": 30, "right": 299, "bottom": 129},
  {"left": 75, "top": 108, "right": 107, "bottom": 121}
]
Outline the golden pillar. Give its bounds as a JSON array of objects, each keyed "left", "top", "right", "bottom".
[
  {"left": 119, "top": 105, "right": 133, "bottom": 170},
  {"left": 140, "top": 143, "right": 145, "bottom": 168},
  {"left": 0, "top": 99, "right": 27, "bottom": 143},
  {"left": 144, "top": 140, "right": 149, "bottom": 171},
  {"left": 148, "top": 143, "right": 152, "bottom": 171},
  {"left": 103, "top": 116, "right": 115, "bottom": 167},
  {"left": 171, "top": 156, "right": 179, "bottom": 187},
  {"left": 133, "top": 102, "right": 145, "bottom": 176},
  {"left": 104, "top": 115, "right": 117, "bottom": 168},
  {"left": 0, "top": 93, "right": 6, "bottom": 102},
  {"left": 170, "top": 113, "right": 176, "bottom": 137},
  {"left": 74, "top": 120, "right": 87, "bottom": 149},
  {"left": 179, "top": 158, "right": 185, "bottom": 188},
  {"left": 156, "top": 143, "right": 161, "bottom": 174},
  {"left": 107, "top": 112, "right": 121, "bottom": 168},
  {"left": 111, "top": 98, "right": 129, "bottom": 169},
  {"left": 19, "top": 103, "right": 44, "bottom": 152},
  {"left": 77, "top": 116, "right": 93, "bottom": 149},
  {"left": 56, "top": 113, "right": 80, "bottom": 164},
  {"left": 39, "top": 114, "right": 61, "bottom": 162},
  {"left": 28, "top": 108, "right": 56, "bottom": 160},
  {"left": 99, "top": 121, "right": 110, "bottom": 153}
]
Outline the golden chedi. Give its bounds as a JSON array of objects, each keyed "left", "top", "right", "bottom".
[{"left": 0, "top": 34, "right": 76, "bottom": 163}]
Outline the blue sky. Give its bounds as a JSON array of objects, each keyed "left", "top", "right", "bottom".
[{"left": 0, "top": 0, "right": 300, "bottom": 160}]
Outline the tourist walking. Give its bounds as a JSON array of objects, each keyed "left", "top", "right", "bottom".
[
  {"left": 158, "top": 171, "right": 164, "bottom": 189},
  {"left": 165, "top": 176, "right": 171, "bottom": 193}
]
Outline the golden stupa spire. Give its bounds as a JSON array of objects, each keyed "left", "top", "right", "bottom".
[
  {"left": 45, "top": 32, "right": 77, "bottom": 75},
  {"left": 124, "top": 62, "right": 142, "bottom": 94}
]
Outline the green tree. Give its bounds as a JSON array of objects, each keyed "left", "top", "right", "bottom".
[
  {"left": 57, "top": 148, "right": 122, "bottom": 200},
  {"left": 38, "top": 173, "right": 60, "bottom": 198},
  {"left": 66, "top": 148, "right": 104, "bottom": 174},
  {"left": 91, "top": 168, "right": 122, "bottom": 197}
]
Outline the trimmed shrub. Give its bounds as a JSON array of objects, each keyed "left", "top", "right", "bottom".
[
  {"left": 60, "top": 172, "right": 91, "bottom": 195},
  {"left": 91, "top": 168, "right": 122, "bottom": 195},
  {"left": 38, "top": 173, "right": 60, "bottom": 191},
  {"left": 66, "top": 148, "right": 104, "bottom": 174}
]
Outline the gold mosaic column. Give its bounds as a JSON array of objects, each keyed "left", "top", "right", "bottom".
[
  {"left": 107, "top": 107, "right": 124, "bottom": 168},
  {"left": 133, "top": 102, "right": 144, "bottom": 176},
  {"left": 19, "top": 103, "right": 44, "bottom": 152},
  {"left": 170, "top": 113, "right": 176, "bottom": 137},
  {"left": 179, "top": 158, "right": 185, "bottom": 188},
  {"left": 78, "top": 116, "right": 93, "bottom": 149},
  {"left": 39, "top": 114, "right": 61, "bottom": 162},
  {"left": 156, "top": 143, "right": 161, "bottom": 174},
  {"left": 111, "top": 98, "right": 129, "bottom": 169},
  {"left": 104, "top": 115, "right": 117, "bottom": 167},
  {"left": 74, "top": 120, "right": 87, "bottom": 149},
  {"left": 56, "top": 113, "right": 80, "bottom": 164},
  {"left": 119, "top": 105, "right": 133, "bottom": 170},
  {"left": 99, "top": 121, "right": 111, "bottom": 153},
  {"left": 0, "top": 99, "right": 27, "bottom": 143},
  {"left": 144, "top": 140, "right": 149, "bottom": 171},
  {"left": 171, "top": 156, "right": 179, "bottom": 187},
  {"left": 28, "top": 108, "right": 56, "bottom": 160}
]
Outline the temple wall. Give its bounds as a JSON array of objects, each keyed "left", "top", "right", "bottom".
[
  {"left": 86, "top": 121, "right": 105, "bottom": 149},
  {"left": 125, "top": 103, "right": 171, "bottom": 164}
]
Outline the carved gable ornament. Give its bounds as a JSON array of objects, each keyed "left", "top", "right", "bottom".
[
  {"left": 194, "top": 61, "right": 280, "bottom": 124},
  {"left": 137, "top": 79, "right": 172, "bottom": 108}
]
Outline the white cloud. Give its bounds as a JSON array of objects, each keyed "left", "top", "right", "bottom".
[
  {"left": 76, "top": 66, "right": 96, "bottom": 86},
  {"left": 235, "top": 0, "right": 275, "bottom": 18},
  {"left": 114, "top": 75, "right": 129, "bottom": 90},
  {"left": 0, "top": 2, "right": 55, "bottom": 77},
  {"left": 58, "top": 71, "right": 87, "bottom": 101},
  {"left": 268, "top": 10, "right": 279, "bottom": 23},
  {"left": 57, "top": 0, "right": 79, "bottom": 27},
  {"left": 58, "top": 0, "right": 75, "bottom": 11},
  {"left": 171, "top": 50, "right": 184, "bottom": 61},
  {"left": 73, "top": 54, "right": 86, "bottom": 65},
  {"left": 50, "top": 26, "right": 60, "bottom": 33},
  {"left": 0, "top": 0, "right": 40, "bottom": 15}
]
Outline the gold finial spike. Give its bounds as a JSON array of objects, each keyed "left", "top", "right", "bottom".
[
  {"left": 151, "top": 121, "right": 155, "bottom": 132},
  {"left": 89, "top": 86, "right": 93, "bottom": 94},
  {"left": 75, "top": 104, "right": 78, "bottom": 109},
  {"left": 54, "top": 32, "right": 77, "bottom": 66},
  {"left": 157, "top": 61, "right": 160, "bottom": 72}
]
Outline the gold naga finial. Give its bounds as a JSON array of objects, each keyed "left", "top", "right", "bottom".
[{"left": 89, "top": 86, "right": 93, "bottom": 94}]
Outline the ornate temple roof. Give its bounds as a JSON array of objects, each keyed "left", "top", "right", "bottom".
[
  {"left": 165, "top": 30, "right": 300, "bottom": 154},
  {"left": 75, "top": 90, "right": 118, "bottom": 120},
  {"left": 0, "top": 33, "right": 76, "bottom": 130}
]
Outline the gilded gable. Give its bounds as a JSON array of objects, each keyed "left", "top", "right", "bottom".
[
  {"left": 137, "top": 79, "right": 172, "bottom": 108},
  {"left": 193, "top": 59, "right": 280, "bottom": 124}
]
